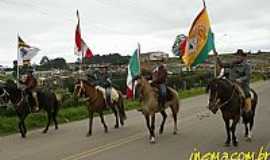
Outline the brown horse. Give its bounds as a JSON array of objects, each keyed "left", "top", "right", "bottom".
[
  {"left": 207, "top": 78, "right": 258, "bottom": 146},
  {"left": 74, "top": 79, "right": 126, "bottom": 136},
  {"left": 134, "top": 76, "right": 180, "bottom": 143}
]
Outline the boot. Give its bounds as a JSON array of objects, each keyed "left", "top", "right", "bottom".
[{"left": 244, "top": 97, "right": 252, "bottom": 113}]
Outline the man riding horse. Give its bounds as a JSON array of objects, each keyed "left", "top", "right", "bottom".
[
  {"left": 215, "top": 49, "right": 252, "bottom": 114},
  {"left": 151, "top": 63, "right": 168, "bottom": 109},
  {"left": 87, "top": 67, "right": 112, "bottom": 108},
  {"left": 19, "top": 69, "right": 39, "bottom": 112}
]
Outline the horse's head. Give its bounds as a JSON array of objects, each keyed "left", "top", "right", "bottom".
[
  {"left": 207, "top": 78, "right": 225, "bottom": 114},
  {"left": 132, "top": 75, "right": 154, "bottom": 101},
  {"left": 74, "top": 79, "right": 95, "bottom": 98},
  {"left": 0, "top": 86, "right": 10, "bottom": 104}
]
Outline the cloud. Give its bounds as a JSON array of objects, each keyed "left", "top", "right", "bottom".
[{"left": 0, "top": 0, "right": 270, "bottom": 66}]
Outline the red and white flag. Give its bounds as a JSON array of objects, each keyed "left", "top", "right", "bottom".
[{"left": 74, "top": 10, "right": 93, "bottom": 59}]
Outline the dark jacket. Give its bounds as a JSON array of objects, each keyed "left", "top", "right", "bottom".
[
  {"left": 21, "top": 74, "right": 37, "bottom": 90},
  {"left": 217, "top": 58, "right": 251, "bottom": 85},
  {"left": 152, "top": 65, "right": 167, "bottom": 85}
]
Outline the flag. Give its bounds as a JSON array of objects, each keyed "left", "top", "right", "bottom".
[
  {"left": 74, "top": 10, "right": 93, "bottom": 59},
  {"left": 172, "top": 34, "right": 187, "bottom": 57},
  {"left": 182, "top": 5, "right": 215, "bottom": 66},
  {"left": 17, "top": 36, "right": 40, "bottom": 65},
  {"left": 126, "top": 47, "right": 140, "bottom": 99}
]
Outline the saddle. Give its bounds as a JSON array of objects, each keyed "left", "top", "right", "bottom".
[{"left": 95, "top": 86, "right": 119, "bottom": 103}]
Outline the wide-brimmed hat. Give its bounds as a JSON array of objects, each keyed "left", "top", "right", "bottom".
[{"left": 236, "top": 49, "right": 247, "bottom": 56}]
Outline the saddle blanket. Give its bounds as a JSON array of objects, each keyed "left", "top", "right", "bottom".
[
  {"left": 95, "top": 86, "right": 119, "bottom": 102},
  {"left": 233, "top": 83, "right": 254, "bottom": 99}
]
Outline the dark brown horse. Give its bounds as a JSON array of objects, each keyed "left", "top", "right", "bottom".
[
  {"left": 0, "top": 80, "right": 59, "bottom": 138},
  {"left": 74, "top": 79, "right": 126, "bottom": 136},
  {"left": 207, "top": 78, "right": 258, "bottom": 146},
  {"left": 134, "top": 76, "right": 179, "bottom": 143}
]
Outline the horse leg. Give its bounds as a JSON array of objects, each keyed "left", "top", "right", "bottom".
[
  {"left": 244, "top": 122, "right": 249, "bottom": 138},
  {"left": 144, "top": 114, "right": 152, "bottom": 142},
  {"left": 43, "top": 111, "right": 52, "bottom": 133},
  {"left": 99, "top": 112, "right": 108, "bottom": 133},
  {"left": 53, "top": 111, "right": 58, "bottom": 130},
  {"left": 111, "top": 105, "right": 119, "bottom": 129},
  {"left": 53, "top": 101, "right": 59, "bottom": 130},
  {"left": 159, "top": 110, "right": 167, "bottom": 135},
  {"left": 87, "top": 111, "right": 93, "bottom": 137},
  {"left": 170, "top": 106, "right": 178, "bottom": 135},
  {"left": 224, "top": 119, "right": 231, "bottom": 146},
  {"left": 247, "top": 116, "right": 254, "bottom": 141},
  {"left": 18, "top": 119, "right": 26, "bottom": 138},
  {"left": 231, "top": 119, "right": 239, "bottom": 147},
  {"left": 19, "top": 113, "right": 28, "bottom": 138},
  {"left": 149, "top": 114, "right": 156, "bottom": 143}
]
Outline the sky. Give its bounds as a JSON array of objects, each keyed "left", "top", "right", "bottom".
[{"left": 0, "top": 0, "right": 270, "bottom": 66}]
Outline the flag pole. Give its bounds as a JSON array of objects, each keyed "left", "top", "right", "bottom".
[
  {"left": 202, "top": 0, "right": 206, "bottom": 8},
  {"left": 16, "top": 33, "right": 20, "bottom": 86},
  {"left": 137, "top": 42, "right": 141, "bottom": 74}
]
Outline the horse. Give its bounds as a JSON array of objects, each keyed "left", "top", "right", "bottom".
[
  {"left": 133, "top": 76, "right": 179, "bottom": 143},
  {"left": 207, "top": 78, "right": 258, "bottom": 146},
  {"left": 1, "top": 80, "right": 59, "bottom": 138},
  {"left": 74, "top": 79, "right": 126, "bottom": 136}
]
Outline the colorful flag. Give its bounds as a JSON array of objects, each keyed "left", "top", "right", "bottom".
[
  {"left": 126, "top": 47, "right": 140, "bottom": 99},
  {"left": 17, "top": 36, "right": 40, "bottom": 65},
  {"left": 172, "top": 34, "right": 187, "bottom": 57},
  {"left": 74, "top": 10, "right": 93, "bottom": 59},
  {"left": 182, "top": 5, "right": 215, "bottom": 66}
]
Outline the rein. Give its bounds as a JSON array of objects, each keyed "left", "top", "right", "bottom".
[
  {"left": 212, "top": 79, "right": 236, "bottom": 110},
  {"left": 15, "top": 91, "right": 24, "bottom": 107},
  {"left": 0, "top": 89, "right": 9, "bottom": 98},
  {"left": 78, "top": 82, "right": 99, "bottom": 104}
]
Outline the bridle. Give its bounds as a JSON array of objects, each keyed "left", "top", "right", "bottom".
[
  {"left": 209, "top": 80, "right": 236, "bottom": 110},
  {"left": 0, "top": 88, "right": 9, "bottom": 98},
  {"left": 0, "top": 87, "right": 24, "bottom": 107}
]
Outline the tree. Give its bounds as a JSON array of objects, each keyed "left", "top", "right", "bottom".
[
  {"left": 40, "top": 56, "right": 50, "bottom": 65},
  {"left": 49, "top": 58, "right": 68, "bottom": 69}
]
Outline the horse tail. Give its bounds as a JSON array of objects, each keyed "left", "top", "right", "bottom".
[
  {"left": 53, "top": 93, "right": 59, "bottom": 117},
  {"left": 251, "top": 88, "right": 258, "bottom": 113},
  {"left": 117, "top": 91, "right": 127, "bottom": 120},
  {"left": 167, "top": 87, "right": 180, "bottom": 113}
]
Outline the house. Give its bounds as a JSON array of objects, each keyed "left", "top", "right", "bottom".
[{"left": 140, "top": 51, "right": 169, "bottom": 62}]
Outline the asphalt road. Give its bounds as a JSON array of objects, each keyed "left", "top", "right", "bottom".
[{"left": 1, "top": 81, "right": 270, "bottom": 160}]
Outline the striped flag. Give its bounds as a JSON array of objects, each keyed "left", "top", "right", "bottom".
[
  {"left": 182, "top": 4, "right": 215, "bottom": 66},
  {"left": 17, "top": 36, "right": 40, "bottom": 65},
  {"left": 74, "top": 10, "right": 93, "bottom": 59},
  {"left": 126, "top": 46, "right": 141, "bottom": 99}
]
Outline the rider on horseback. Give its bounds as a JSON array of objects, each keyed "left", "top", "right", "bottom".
[
  {"left": 151, "top": 63, "right": 168, "bottom": 109},
  {"left": 89, "top": 67, "right": 112, "bottom": 108},
  {"left": 215, "top": 49, "right": 252, "bottom": 114},
  {"left": 19, "top": 69, "right": 39, "bottom": 112}
]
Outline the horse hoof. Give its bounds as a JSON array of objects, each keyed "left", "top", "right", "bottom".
[
  {"left": 224, "top": 141, "right": 230, "bottom": 147},
  {"left": 42, "top": 130, "right": 48, "bottom": 134},
  {"left": 21, "top": 134, "right": 26, "bottom": 138},
  {"left": 114, "top": 125, "right": 119, "bottom": 129},
  {"left": 149, "top": 137, "right": 156, "bottom": 144},
  {"left": 246, "top": 137, "right": 252, "bottom": 142},
  {"left": 173, "top": 131, "right": 178, "bottom": 135},
  {"left": 55, "top": 126, "right": 59, "bottom": 130},
  {"left": 159, "top": 129, "right": 164, "bottom": 135},
  {"left": 120, "top": 121, "right": 124, "bottom": 126},
  {"left": 86, "top": 133, "right": 92, "bottom": 137},
  {"left": 105, "top": 128, "right": 108, "bottom": 133},
  {"left": 233, "top": 141, "right": 238, "bottom": 147}
]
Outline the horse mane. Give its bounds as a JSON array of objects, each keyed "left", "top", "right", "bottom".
[{"left": 78, "top": 79, "right": 95, "bottom": 87}]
